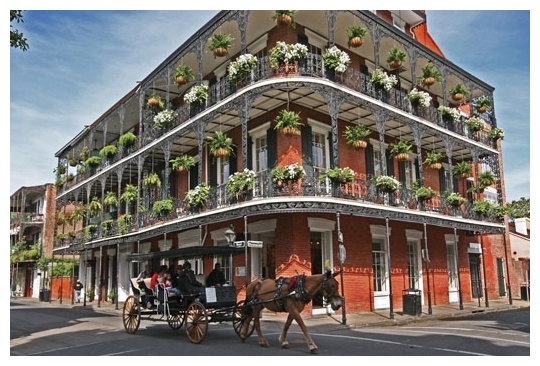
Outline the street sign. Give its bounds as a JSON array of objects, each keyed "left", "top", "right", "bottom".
[
  {"left": 233, "top": 241, "right": 245, "bottom": 248},
  {"left": 247, "top": 240, "right": 263, "bottom": 248}
]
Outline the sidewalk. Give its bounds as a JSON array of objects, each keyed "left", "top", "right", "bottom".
[{"left": 13, "top": 295, "right": 529, "bottom": 329}]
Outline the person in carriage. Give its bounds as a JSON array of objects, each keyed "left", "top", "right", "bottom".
[{"left": 178, "top": 261, "right": 205, "bottom": 300}]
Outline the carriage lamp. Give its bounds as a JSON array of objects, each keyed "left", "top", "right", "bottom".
[{"left": 224, "top": 224, "right": 236, "bottom": 246}]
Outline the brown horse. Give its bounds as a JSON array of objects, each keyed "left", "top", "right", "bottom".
[{"left": 239, "top": 270, "right": 342, "bottom": 354}]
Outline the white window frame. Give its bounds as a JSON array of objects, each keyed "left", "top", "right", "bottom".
[
  {"left": 445, "top": 233, "right": 459, "bottom": 303},
  {"left": 405, "top": 229, "right": 424, "bottom": 302},
  {"left": 371, "top": 224, "right": 391, "bottom": 309}
]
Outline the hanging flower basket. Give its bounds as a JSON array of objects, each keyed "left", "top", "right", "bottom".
[{"left": 272, "top": 11, "right": 296, "bottom": 28}]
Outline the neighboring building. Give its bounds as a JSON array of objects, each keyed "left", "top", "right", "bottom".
[
  {"left": 509, "top": 218, "right": 530, "bottom": 301},
  {"left": 53, "top": 10, "right": 517, "bottom": 313},
  {"left": 10, "top": 184, "right": 56, "bottom": 298}
]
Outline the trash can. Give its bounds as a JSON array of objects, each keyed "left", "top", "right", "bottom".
[
  {"left": 39, "top": 289, "right": 51, "bottom": 302},
  {"left": 402, "top": 289, "right": 422, "bottom": 315},
  {"left": 520, "top": 284, "right": 530, "bottom": 301}
]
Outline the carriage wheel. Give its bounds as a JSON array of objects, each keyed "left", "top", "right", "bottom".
[
  {"left": 122, "top": 295, "right": 141, "bottom": 334},
  {"left": 232, "top": 300, "right": 255, "bottom": 338},
  {"left": 185, "top": 301, "right": 208, "bottom": 344},
  {"left": 167, "top": 310, "right": 186, "bottom": 330}
]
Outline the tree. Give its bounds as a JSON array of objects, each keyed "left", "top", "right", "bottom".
[
  {"left": 506, "top": 197, "right": 530, "bottom": 220},
  {"left": 10, "top": 10, "right": 29, "bottom": 51}
]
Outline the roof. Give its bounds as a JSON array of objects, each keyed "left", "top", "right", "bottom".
[{"left": 127, "top": 245, "right": 245, "bottom": 262}]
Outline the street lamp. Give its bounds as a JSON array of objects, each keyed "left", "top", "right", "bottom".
[{"left": 224, "top": 224, "right": 236, "bottom": 245}]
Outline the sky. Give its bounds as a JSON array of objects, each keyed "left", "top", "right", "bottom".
[{"left": 8, "top": 5, "right": 533, "bottom": 204}]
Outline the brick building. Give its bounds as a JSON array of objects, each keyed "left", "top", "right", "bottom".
[{"left": 52, "top": 10, "right": 517, "bottom": 313}]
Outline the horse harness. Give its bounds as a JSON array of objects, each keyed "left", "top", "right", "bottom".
[{"left": 249, "top": 274, "right": 330, "bottom": 312}]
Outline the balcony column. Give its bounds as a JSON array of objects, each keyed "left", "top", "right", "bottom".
[
  {"left": 374, "top": 110, "right": 389, "bottom": 175},
  {"left": 235, "top": 10, "right": 249, "bottom": 53},
  {"left": 442, "top": 136, "right": 455, "bottom": 193},
  {"left": 162, "top": 140, "right": 172, "bottom": 197},
  {"left": 193, "top": 120, "right": 208, "bottom": 185},
  {"left": 412, "top": 124, "right": 426, "bottom": 183},
  {"left": 196, "top": 37, "right": 204, "bottom": 85},
  {"left": 324, "top": 10, "right": 337, "bottom": 47},
  {"left": 237, "top": 96, "right": 253, "bottom": 169},
  {"left": 325, "top": 92, "right": 344, "bottom": 167}
]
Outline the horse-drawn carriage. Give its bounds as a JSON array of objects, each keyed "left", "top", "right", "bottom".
[
  {"left": 122, "top": 245, "right": 343, "bottom": 353},
  {"left": 122, "top": 245, "right": 254, "bottom": 344}
]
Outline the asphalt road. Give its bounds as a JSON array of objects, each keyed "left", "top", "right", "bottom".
[{"left": 10, "top": 299, "right": 530, "bottom": 357}]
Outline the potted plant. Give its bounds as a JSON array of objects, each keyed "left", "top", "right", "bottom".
[
  {"left": 274, "top": 109, "right": 303, "bottom": 136},
  {"left": 478, "top": 170, "right": 497, "bottom": 188},
  {"left": 269, "top": 41, "right": 308, "bottom": 69},
  {"left": 208, "top": 33, "right": 234, "bottom": 57},
  {"left": 408, "top": 88, "right": 432, "bottom": 108},
  {"left": 170, "top": 154, "right": 196, "bottom": 172},
  {"left": 68, "top": 153, "right": 78, "bottom": 167},
  {"left": 320, "top": 167, "right": 356, "bottom": 184},
  {"left": 101, "top": 219, "right": 114, "bottom": 235},
  {"left": 414, "top": 186, "right": 437, "bottom": 201},
  {"left": 65, "top": 173, "right": 74, "bottom": 182},
  {"left": 55, "top": 177, "right": 64, "bottom": 188},
  {"left": 99, "top": 145, "right": 117, "bottom": 159},
  {"left": 389, "top": 140, "right": 412, "bottom": 161},
  {"left": 86, "top": 289, "right": 95, "bottom": 301},
  {"left": 117, "top": 214, "right": 133, "bottom": 235},
  {"left": 453, "top": 161, "right": 472, "bottom": 178},
  {"left": 272, "top": 10, "right": 297, "bottom": 28},
  {"left": 184, "top": 183, "right": 211, "bottom": 209},
  {"left": 84, "top": 156, "right": 101, "bottom": 168},
  {"left": 423, "top": 151, "right": 444, "bottom": 170},
  {"left": 475, "top": 96, "right": 492, "bottom": 113},
  {"left": 172, "top": 64, "right": 194, "bottom": 86},
  {"left": 206, "top": 131, "right": 236, "bottom": 157},
  {"left": 118, "top": 131, "right": 137, "bottom": 148},
  {"left": 79, "top": 146, "right": 89, "bottom": 161},
  {"left": 142, "top": 172, "right": 161, "bottom": 188},
  {"left": 103, "top": 191, "right": 118, "bottom": 209},
  {"left": 147, "top": 91, "right": 164, "bottom": 109},
  {"left": 465, "top": 116, "right": 485, "bottom": 132},
  {"left": 374, "top": 175, "right": 400, "bottom": 193},
  {"left": 346, "top": 25, "right": 367, "bottom": 48},
  {"left": 448, "top": 83, "right": 469, "bottom": 102},
  {"left": 54, "top": 165, "right": 66, "bottom": 175},
  {"left": 271, "top": 163, "right": 306, "bottom": 183},
  {"left": 87, "top": 196, "right": 102, "bottom": 217},
  {"left": 227, "top": 168, "right": 257, "bottom": 199},
  {"left": 120, "top": 184, "right": 138, "bottom": 214},
  {"left": 151, "top": 197, "right": 174, "bottom": 218},
  {"left": 417, "top": 63, "right": 442, "bottom": 88},
  {"left": 153, "top": 109, "right": 177, "bottom": 129},
  {"left": 77, "top": 164, "right": 87, "bottom": 175},
  {"left": 445, "top": 192, "right": 467, "bottom": 207},
  {"left": 323, "top": 46, "right": 351, "bottom": 75},
  {"left": 108, "top": 288, "right": 116, "bottom": 303},
  {"left": 487, "top": 127, "right": 505, "bottom": 141},
  {"left": 343, "top": 124, "right": 371, "bottom": 149},
  {"left": 473, "top": 200, "right": 493, "bottom": 215},
  {"left": 227, "top": 53, "right": 258, "bottom": 82},
  {"left": 369, "top": 68, "right": 398, "bottom": 91},
  {"left": 183, "top": 84, "right": 208, "bottom": 107},
  {"left": 386, "top": 47, "right": 406, "bottom": 69},
  {"left": 493, "top": 204, "right": 508, "bottom": 219},
  {"left": 438, "top": 105, "right": 460, "bottom": 123}
]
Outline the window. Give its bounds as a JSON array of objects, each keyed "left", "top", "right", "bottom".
[
  {"left": 250, "top": 122, "right": 270, "bottom": 173},
  {"left": 369, "top": 138, "right": 383, "bottom": 176},
  {"left": 218, "top": 157, "right": 230, "bottom": 185},
  {"left": 403, "top": 158, "right": 417, "bottom": 187},
  {"left": 372, "top": 238, "right": 388, "bottom": 292},
  {"left": 446, "top": 240, "right": 458, "bottom": 290},
  {"left": 406, "top": 229, "right": 423, "bottom": 290},
  {"left": 309, "top": 119, "right": 330, "bottom": 175}
]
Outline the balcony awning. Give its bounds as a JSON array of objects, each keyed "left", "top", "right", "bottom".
[{"left": 127, "top": 245, "right": 244, "bottom": 262}]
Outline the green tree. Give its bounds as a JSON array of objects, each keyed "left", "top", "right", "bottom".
[
  {"left": 10, "top": 10, "right": 29, "bottom": 51},
  {"left": 506, "top": 197, "right": 530, "bottom": 220}
]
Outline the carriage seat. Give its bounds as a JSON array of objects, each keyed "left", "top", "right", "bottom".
[{"left": 130, "top": 277, "right": 154, "bottom": 296}]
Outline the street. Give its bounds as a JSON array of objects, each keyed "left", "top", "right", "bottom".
[{"left": 10, "top": 299, "right": 529, "bottom": 357}]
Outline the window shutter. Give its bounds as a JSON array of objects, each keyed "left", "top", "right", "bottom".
[
  {"left": 365, "top": 143, "right": 374, "bottom": 178},
  {"left": 386, "top": 149, "right": 394, "bottom": 176},
  {"left": 301, "top": 124, "right": 313, "bottom": 169},
  {"left": 328, "top": 131, "right": 334, "bottom": 168},
  {"left": 247, "top": 136, "right": 253, "bottom": 170},
  {"left": 209, "top": 159, "right": 217, "bottom": 186},
  {"left": 398, "top": 160, "right": 406, "bottom": 184},
  {"left": 439, "top": 167, "right": 447, "bottom": 192},
  {"left": 189, "top": 163, "right": 198, "bottom": 189},
  {"left": 267, "top": 128, "right": 277, "bottom": 169}
]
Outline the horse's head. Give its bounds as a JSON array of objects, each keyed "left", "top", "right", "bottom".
[{"left": 321, "top": 270, "right": 343, "bottom": 311}]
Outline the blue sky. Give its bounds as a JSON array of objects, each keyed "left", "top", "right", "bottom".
[{"left": 9, "top": 8, "right": 532, "bottom": 203}]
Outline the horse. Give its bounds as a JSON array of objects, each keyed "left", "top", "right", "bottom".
[{"left": 239, "top": 270, "right": 342, "bottom": 354}]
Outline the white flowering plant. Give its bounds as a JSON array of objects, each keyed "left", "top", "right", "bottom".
[
  {"left": 228, "top": 53, "right": 258, "bottom": 82},
  {"left": 374, "top": 175, "right": 400, "bottom": 192},
  {"left": 437, "top": 106, "right": 460, "bottom": 122},
  {"left": 269, "top": 41, "right": 308, "bottom": 69},
  {"left": 227, "top": 169, "right": 257, "bottom": 198},
  {"left": 271, "top": 163, "right": 306, "bottom": 182},
  {"left": 465, "top": 116, "right": 485, "bottom": 132},
  {"left": 153, "top": 109, "right": 177, "bottom": 128},
  {"left": 183, "top": 84, "right": 209, "bottom": 106},
  {"left": 369, "top": 69, "right": 398, "bottom": 91},
  {"left": 487, "top": 127, "right": 504, "bottom": 140},
  {"left": 323, "top": 46, "right": 351, "bottom": 74},
  {"left": 184, "top": 183, "right": 211, "bottom": 209},
  {"left": 407, "top": 88, "right": 432, "bottom": 107},
  {"left": 320, "top": 167, "right": 356, "bottom": 183}
]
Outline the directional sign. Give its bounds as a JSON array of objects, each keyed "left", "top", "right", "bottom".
[
  {"left": 233, "top": 241, "right": 245, "bottom": 248},
  {"left": 247, "top": 240, "right": 263, "bottom": 248}
]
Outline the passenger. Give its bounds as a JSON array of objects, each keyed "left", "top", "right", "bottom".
[
  {"left": 161, "top": 270, "right": 182, "bottom": 298},
  {"left": 147, "top": 265, "right": 167, "bottom": 308},
  {"left": 136, "top": 264, "right": 152, "bottom": 295},
  {"left": 206, "top": 262, "right": 226, "bottom": 287},
  {"left": 171, "top": 264, "right": 183, "bottom": 289},
  {"left": 179, "top": 261, "right": 204, "bottom": 294}
]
